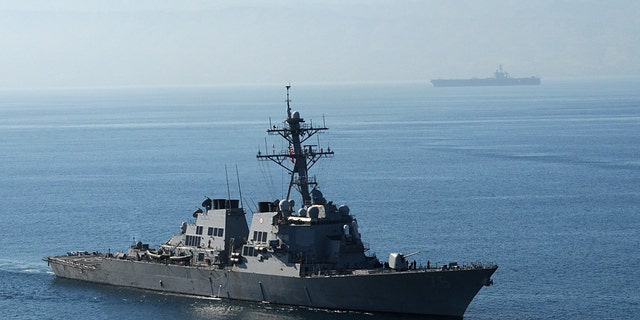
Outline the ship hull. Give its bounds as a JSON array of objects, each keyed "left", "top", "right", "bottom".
[
  {"left": 431, "top": 77, "right": 540, "bottom": 87},
  {"left": 47, "top": 255, "right": 496, "bottom": 318}
]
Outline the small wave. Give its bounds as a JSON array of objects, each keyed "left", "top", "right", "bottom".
[{"left": 0, "top": 259, "right": 52, "bottom": 275}]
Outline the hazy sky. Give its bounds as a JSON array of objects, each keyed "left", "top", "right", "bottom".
[{"left": 1, "top": 0, "right": 639, "bottom": 88}]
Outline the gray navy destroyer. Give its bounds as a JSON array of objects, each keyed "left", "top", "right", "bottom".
[
  {"left": 431, "top": 65, "right": 540, "bottom": 87},
  {"left": 46, "top": 86, "right": 497, "bottom": 318}
]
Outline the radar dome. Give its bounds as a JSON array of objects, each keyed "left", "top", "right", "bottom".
[
  {"left": 308, "top": 207, "right": 319, "bottom": 219},
  {"left": 292, "top": 111, "right": 301, "bottom": 119}
]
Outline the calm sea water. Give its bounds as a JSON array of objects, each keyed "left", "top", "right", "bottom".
[{"left": 1, "top": 80, "right": 639, "bottom": 319}]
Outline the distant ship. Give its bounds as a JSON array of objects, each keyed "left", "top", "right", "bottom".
[
  {"left": 431, "top": 65, "right": 540, "bottom": 87},
  {"left": 46, "top": 86, "right": 497, "bottom": 318}
]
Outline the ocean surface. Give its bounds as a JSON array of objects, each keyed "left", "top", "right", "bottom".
[{"left": 1, "top": 79, "right": 639, "bottom": 319}]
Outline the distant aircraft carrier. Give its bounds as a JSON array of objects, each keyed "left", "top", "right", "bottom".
[{"left": 431, "top": 65, "right": 540, "bottom": 87}]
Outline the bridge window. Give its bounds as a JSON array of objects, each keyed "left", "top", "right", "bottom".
[
  {"left": 196, "top": 226, "right": 203, "bottom": 235},
  {"left": 242, "top": 246, "right": 258, "bottom": 257},
  {"left": 207, "top": 227, "right": 224, "bottom": 237},
  {"left": 185, "top": 235, "right": 201, "bottom": 247},
  {"left": 252, "top": 231, "right": 268, "bottom": 243}
]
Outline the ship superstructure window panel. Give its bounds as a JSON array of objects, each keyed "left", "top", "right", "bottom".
[
  {"left": 243, "top": 246, "right": 259, "bottom": 257},
  {"left": 185, "top": 235, "right": 201, "bottom": 247},
  {"left": 208, "top": 227, "right": 224, "bottom": 237},
  {"left": 196, "top": 226, "right": 203, "bottom": 235},
  {"left": 253, "top": 231, "right": 268, "bottom": 243}
]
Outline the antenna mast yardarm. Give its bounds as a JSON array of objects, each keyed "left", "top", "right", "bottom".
[{"left": 257, "top": 86, "right": 334, "bottom": 205}]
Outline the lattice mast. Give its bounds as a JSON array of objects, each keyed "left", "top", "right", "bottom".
[{"left": 257, "top": 85, "right": 334, "bottom": 206}]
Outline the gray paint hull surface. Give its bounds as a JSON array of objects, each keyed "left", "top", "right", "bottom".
[{"left": 47, "top": 255, "right": 496, "bottom": 318}]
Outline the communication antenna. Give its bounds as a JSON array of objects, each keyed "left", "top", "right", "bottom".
[
  {"left": 235, "top": 164, "right": 243, "bottom": 208},
  {"left": 286, "top": 84, "right": 292, "bottom": 118},
  {"left": 225, "top": 165, "right": 231, "bottom": 209}
]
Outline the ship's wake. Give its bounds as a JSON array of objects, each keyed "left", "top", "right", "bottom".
[{"left": 0, "top": 258, "right": 53, "bottom": 275}]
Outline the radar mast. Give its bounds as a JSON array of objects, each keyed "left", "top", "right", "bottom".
[{"left": 257, "top": 86, "right": 334, "bottom": 205}]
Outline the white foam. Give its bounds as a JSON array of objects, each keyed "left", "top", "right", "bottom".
[{"left": 0, "top": 259, "right": 51, "bottom": 275}]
